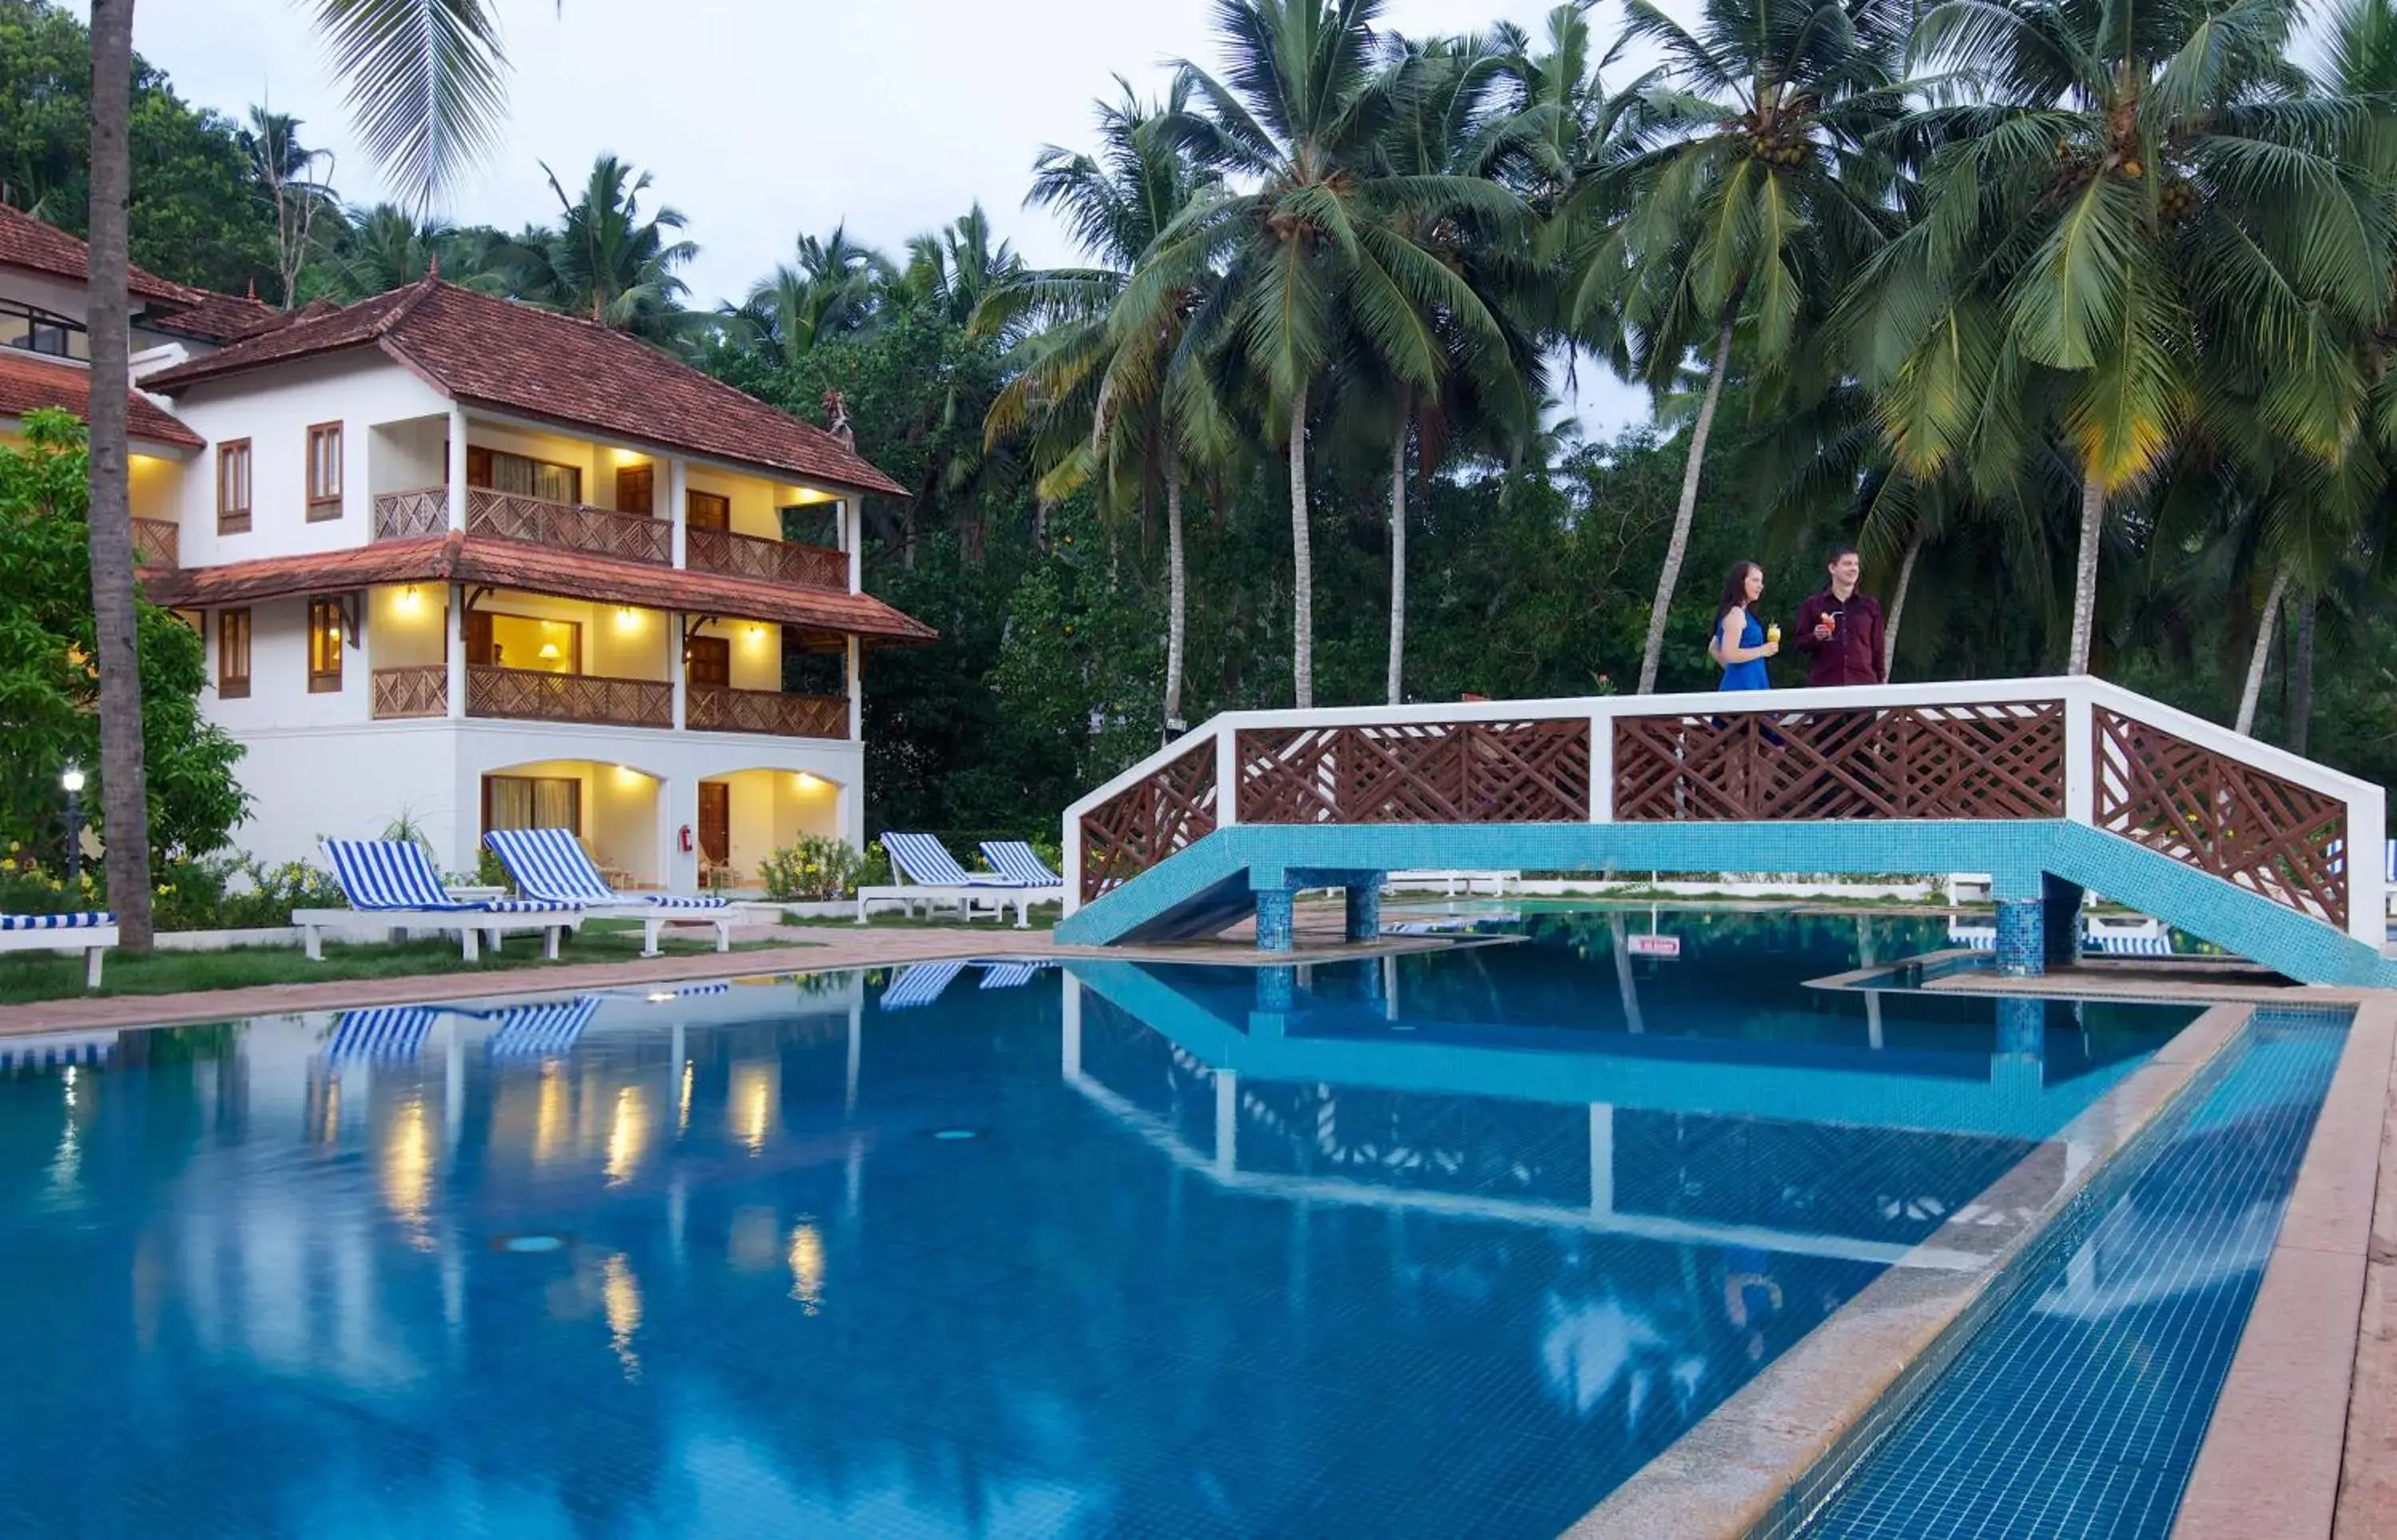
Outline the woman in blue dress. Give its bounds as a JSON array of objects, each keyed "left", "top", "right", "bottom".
[{"left": 1712, "top": 561, "right": 1779, "bottom": 690}]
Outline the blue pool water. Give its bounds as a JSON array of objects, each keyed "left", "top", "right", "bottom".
[{"left": 0, "top": 916, "right": 2203, "bottom": 1537}]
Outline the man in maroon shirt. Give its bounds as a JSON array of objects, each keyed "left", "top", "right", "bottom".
[{"left": 1793, "top": 546, "right": 1886, "bottom": 686}]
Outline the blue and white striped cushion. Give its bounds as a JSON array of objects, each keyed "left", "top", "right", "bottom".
[
  {"left": 323, "top": 839, "right": 475, "bottom": 911},
  {"left": 884, "top": 832, "right": 1024, "bottom": 887},
  {"left": 642, "top": 893, "right": 729, "bottom": 910},
  {"left": 980, "top": 840, "right": 1062, "bottom": 887},
  {"left": 0, "top": 911, "right": 113, "bottom": 931},
  {"left": 479, "top": 898, "right": 578, "bottom": 913},
  {"left": 485, "top": 827, "right": 618, "bottom": 904},
  {"left": 326, "top": 1006, "right": 437, "bottom": 1061},
  {"left": 880, "top": 959, "right": 967, "bottom": 1009},
  {"left": 486, "top": 996, "right": 600, "bottom": 1057}
]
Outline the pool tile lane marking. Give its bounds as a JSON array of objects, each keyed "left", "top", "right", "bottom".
[
  {"left": 2174, "top": 997, "right": 2395, "bottom": 1540},
  {"left": 1563, "top": 1002, "right": 2255, "bottom": 1539}
]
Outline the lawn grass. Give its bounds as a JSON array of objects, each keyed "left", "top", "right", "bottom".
[{"left": 0, "top": 920, "right": 783, "bottom": 1006}]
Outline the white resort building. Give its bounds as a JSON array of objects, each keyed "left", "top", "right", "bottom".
[{"left": 0, "top": 204, "right": 932, "bottom": 892}]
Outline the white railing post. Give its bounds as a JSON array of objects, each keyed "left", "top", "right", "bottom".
[
  {"left": 445, "top": 407, "right": 469, "bottom": 532},
  {"left": 1061, "top": 808, "right": 1083, "bottom": 918},
  {"left": 2064, "top": 685, "right": 2096, "bottom": 827},
  {"left": 2347, "top": 788, "right": 2386, "bottom": 946},
  {"left": 1589, "top": 708, "right": 1614, "bottom": 823},
  {"left": 1216, "top": 721, "right": 1240, "bottom": 829}
]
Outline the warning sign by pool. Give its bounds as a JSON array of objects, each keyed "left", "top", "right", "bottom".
[{"left": 1627, "top": 934, "right": 1682, "bottom": 959}]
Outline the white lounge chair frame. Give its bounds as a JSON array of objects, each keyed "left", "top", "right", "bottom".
[
  {"left": 856, "top": 833, "right": 1044, "bottom": 928},
  {"left": 301, "top": 839, "right": 579, "bottom": 962},
  {"left": 485, "top": 828, "right": 753, "bottom": 956},
  {"left": 0, "top": 913, "right": 117, "bottom": 989}
]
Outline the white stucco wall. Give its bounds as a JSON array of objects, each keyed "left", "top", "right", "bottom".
[{"left": 158, "top": 352, "right": 451, "bottom": 566}]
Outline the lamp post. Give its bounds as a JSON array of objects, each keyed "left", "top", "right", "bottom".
[{"left": 60, "top": 765, "right": 84, "bottom": 888}]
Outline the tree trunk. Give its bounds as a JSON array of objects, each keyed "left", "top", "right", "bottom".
[
  {"left": 1883, "top": 530, "right": 1923, "bottom": 681},
  {"left": 2234, "top": 561, "right": 2292, "bottom": 737},
  {"left": 1385, "top": 403, "right": 1408, "bottom": 705},
  {"left": 1637, "top": 316, "right": 1735, "bottom": 694},
  {"left": 85, "top": 0, "right": 153, "bottom": 951},
  {"left": 2065, "top": 475, "right": 2105, "bottom": 675},
  {"left": 1164, "top": 459, "right": 1187, "bottom": 736},
  {"left": 1288, "top": 383, "right": 1314, "bottom": 710},
  {"left": 2288, "top": 594, "right": 2317, "bottom": 756}
]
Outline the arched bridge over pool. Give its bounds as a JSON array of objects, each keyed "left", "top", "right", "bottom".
[{"left": 1055, "top": 677, "right": 2395, "bottom": 988}]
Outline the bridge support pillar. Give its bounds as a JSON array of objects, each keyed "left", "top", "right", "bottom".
[
  {"left": 1253, "top": 887, "right": 1297, "bottom": 952},
  {"left": 1994, "top": 898, "right": 2045, "bottom": 977},
  {"left": 1254, "top": 965, "right": 1296, "bottom": 1014},
  {"left": 2042, "top": 873, "right": 2085, "bottom": 967},
  {"left": 1344, "top": 879, "right": 1384, "bottom": 943}
]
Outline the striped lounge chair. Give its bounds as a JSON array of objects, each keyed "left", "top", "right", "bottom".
[
  {"left": 0, "top": 911, "right": 117, "bottom": 989},
  {"left": 879, "top": 959, "right": 968, "bottom": 1010},
  {"left": 979, "top": 840, "right": 1065, "bottom": 890},
  {"left": 485, "top": 828, "right": 744, "bottom": 957},
  {"left": 856, "top": 832, "right": 1044, "bottom": 929},
  {"left": 300, "top": 839, "right": 580, "bottom": 962},
  {"left": 484, "top": 995, "right": 602, "bottom": 1059}
]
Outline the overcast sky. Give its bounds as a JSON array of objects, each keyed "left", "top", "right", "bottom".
[{"left": 93, "top": 0, "right": 1675, "bottom": 435}]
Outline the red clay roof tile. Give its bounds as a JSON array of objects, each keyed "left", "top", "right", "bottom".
[
  {"left": 141, "top": 532, "right": 936, "bottom": 644},
  {"left": 0, "top": 203, "right": 189, "bottom": 301},
  {"left": 0, "top": 350, "right": 201, "bottom": 449},
  {"left": 142, "top": 279, "right": 910, "bottom": 498}
]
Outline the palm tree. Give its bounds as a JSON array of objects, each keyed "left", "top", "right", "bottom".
[
  {"left": 525, "top": 156, "right": 701, "bottom": 346},
  {"left": 1866, "top": 0, "right": 2392, "bottom": 674},
  {"left": 982, "top": 77, "right": 1226, "bottom": 735},
  {"left": 240, "top": 108, "right": 338, "bottom": 307},
  {"left": 1579, "top": 0, "right": 1909, "bottom": 693},
  {"left": 1148, "top": 0, "right": 1525, "bottom": 708},
  {"left": 81, "top": 0, "right": 511, "bottom": 948},
  {"left": 903, "top": 205, "right": 1025, "bottom": 332},
  {"left": 732, "top": 225, "right": 895, "bottom": 363}
]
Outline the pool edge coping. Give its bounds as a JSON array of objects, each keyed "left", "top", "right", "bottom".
[
  {"left": 2169, "top": 994, "right": 2396, "bottom": 1540},
  {"left": 1561, "top": 998, "right": 2260, "bottom": 1540}
]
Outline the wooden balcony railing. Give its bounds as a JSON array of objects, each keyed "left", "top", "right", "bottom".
[
  {"left": 686, "top": 685, "right": 849, "bottom": 739},
  {"left": 371, "top": 665, "right": 447, "bottom": 719},
  {"left": 131, "top": 517, "right": 178, "bottom": 568},
  {"left": 467, "top": 665, "right": 673, "bottom": 728},
  {"left": 467, "top": 486, "right": 670, "bottom": 566},
  {"left": 685, "top": 526, "right": 848, "bottom": 590},
  {"left": 372, "top": 487, "right": 447, "bottom": 541}
]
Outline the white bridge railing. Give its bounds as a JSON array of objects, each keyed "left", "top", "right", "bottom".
[{"left": 1060, "top": 676, "right": 2387, "bottom": 945}]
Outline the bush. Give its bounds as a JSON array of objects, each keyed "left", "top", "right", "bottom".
[
  {"left": 0, "top": 846, "right": 98, "bottom": 915},
  {"left": 760, "top": 835, "right": 865, "bottom": 902},
  {"left": 859, "top": 839, "right": 892, "bottom": 887},
  {"left": 476, "top": 847, "right": 512, "bottom": 892},
  {"left": 151, "top": 854, "right": 346, "bottom": 931}
]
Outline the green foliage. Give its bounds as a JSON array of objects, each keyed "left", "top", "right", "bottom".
[
  {"left": 0, "top": 0, "right": 276, "bottom": 293},
  {"left": 151, "top": 855, "right": 344, "bottom": 931},
  {"left": 758, "top": 835, "right": 865, "bottom": 902},
  {"left": 0, "top": 412, "right": 249, "bottom": 868}
]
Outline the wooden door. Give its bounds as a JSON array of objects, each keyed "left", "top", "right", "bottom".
[
  {"left": 617, "top": 463, "right": 655, "bottom": 516},
  {"left": 686, "top": 490, "right": 730, "bottom": 532},
  {"left": 686, "top": 634, "right": 731, "bottom": 689},
  {"left": 464, "top": 609, "right": 495, "bottom": 665},
  {"left": 698, "top": 782, "right": 730, "bottom": 867}
]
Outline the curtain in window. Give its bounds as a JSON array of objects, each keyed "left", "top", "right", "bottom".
[
  {"left": 488, "top": 451, "right": 579, "bottom": 506},
  {"left": 486, "top": 777, "right": 535, "bottom": 832},
  {"left": 533, "top": 780, "right": 577, "bottom": 832}
]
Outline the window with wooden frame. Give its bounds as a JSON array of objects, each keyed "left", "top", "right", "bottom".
[
  {"left": 216, "top": 608, "right": 251, "bottom": 698},
  {"left": 217, "top": 440, "right": 252, "bottom": 534},
  {"left": 306, "top": 423, "right": 344, "bottom": 520},
  {"left": 464, "top": 444, "right": 582, "bottom": 505},
  {"left": 616, "top": 463, "right": 654, "bottom": 516},
  {"left": 686, "top": 490, "right": 730, "bottom": 532},
  {"left": 684, "top": 633, "right": 731, "bottom": 688},
  {"left": 307, "top": 597, "right": 345, "bottom": 693},
  {"left": 482, "top": 774, "right": 582, "bottom": 837}
]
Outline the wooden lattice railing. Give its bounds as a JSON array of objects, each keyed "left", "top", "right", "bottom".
[
  {"left": 1612, "top": 701, "right": 2067, "bottom": 821},
  {"left": 2094, "top": 708, "right": 2348, "bottom": 927},
  {"left": 372, "top": 487, "right": 447, "bottom": 541},
  {"left": 466, "top": 665, "right": 673, "bottom": 728},
  {"left": 686, "top": 684, "right": 848, "bottom": 738},
  {"left": 467, "top": 486, "right": 670, "bottom": 566},
  {"left": 371, "top": 665, "right": 447, "bottom": 719},
  {"left": 1079, "top": 734, "right": 1218, "bottom": 902},
  {"left": 686, "top": 526, "right": 848, "bottom": 590},
  {"left": 131, "top": 517, "right": 178, "bottom": 568},
  {"left": 1236, "top": 718, "right": 1592, "bottom": 824}
]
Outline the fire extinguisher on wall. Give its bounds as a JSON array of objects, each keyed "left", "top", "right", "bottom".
[{"left": 678, "top": 824, "right": 694, "bottom": 854}]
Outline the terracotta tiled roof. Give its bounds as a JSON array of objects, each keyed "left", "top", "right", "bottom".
[
  {"left": 141, "top": 278, "right": 911, "bottom": 498},
  {"left": 145, "top": 288, "right": 292, "bottom": 345},
  {"left": 141, "top": 533, "right": 937, "bottom": 644},
  {"left": 0, "top": 203, "right": 188, "bottom": 300},
  {"left": 0, "top": 349, "right": 201, "bottom": 449}
]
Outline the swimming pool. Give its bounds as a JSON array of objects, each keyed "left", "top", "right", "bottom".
[{"left": 0, "top": 918, "right": 2206, "bottom": 1537}]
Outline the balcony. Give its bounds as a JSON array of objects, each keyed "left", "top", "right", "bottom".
[
  {"left": 370, "top": 486, "right": 671, "bottom": 565},
  {"left": 372, "top": 665, "right": 447, "bottom": 719},
  {"left": 687, "top": 685, "right": 849, "bottom": 739},
  {"left": 686, "top": 526, "right": 847, "bottom": 590},
  {"left": 132, "top": 517, "right": 178, "bottom": 568},
  {"left": 467, "top": 665, "right": 674, "bottom": 728}
]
